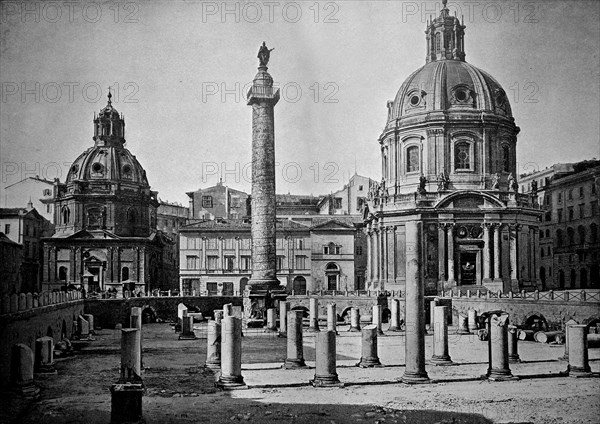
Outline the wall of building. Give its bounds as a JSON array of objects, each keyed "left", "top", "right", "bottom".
[{"left": 84, "top": 296, "right": 242, "bottom": 328}]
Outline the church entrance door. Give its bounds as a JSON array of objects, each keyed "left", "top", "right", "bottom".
[{"left": 459, "top": 252, "right": 477, "bottom": 285}]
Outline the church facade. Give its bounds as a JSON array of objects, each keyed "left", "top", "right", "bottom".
[
  {"left": 42, "top": 94, "right": 175, "bottom": 294},
  {"left": 364, "top": 2, "right": 541, "bottom": 295}
]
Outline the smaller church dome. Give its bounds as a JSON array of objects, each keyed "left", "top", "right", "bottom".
[{"left": 65, "top": 92, "right": 149, "bottom": 187}]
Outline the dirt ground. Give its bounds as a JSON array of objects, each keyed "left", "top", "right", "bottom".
[{"left": 1, "top": 322, "right": 599, "bottom": 424}]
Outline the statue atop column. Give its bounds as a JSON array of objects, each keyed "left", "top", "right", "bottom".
[{"left": 258, "top": 42, "right": 274, "bottom": 68}]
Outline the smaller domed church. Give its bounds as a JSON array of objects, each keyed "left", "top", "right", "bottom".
[
  {"left": 42, "top": 93, "right": 176, "bottom": 294},
  {"left": 363, "top": 1, "right": 542, "bottom": 295}
]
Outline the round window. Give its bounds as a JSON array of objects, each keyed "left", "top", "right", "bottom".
[
  {"left": 410, "top": 95, "right": 420, "bottom": 106},
  {"left": 92, "top": 162, "right": 103, "bottom": 173},
  {"left": 123, "top": 164, "right": 132, "bottom": 174},
  {"left": 496, "top": 93, "right": 505, "bottom": 107},
  {"left": 456, "top": 90, "right": 468, "bottom": 102}
]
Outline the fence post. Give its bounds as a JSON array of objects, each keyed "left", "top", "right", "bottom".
[{"left": 533, "top": 290, "right": 539, "bottom": 301}]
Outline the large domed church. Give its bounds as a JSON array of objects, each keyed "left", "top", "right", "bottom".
[
  {"left": 364, "top": 0, "right": 541, "bottom": 294},
  {"left": 42, "top": 93, "right": 175, "bottom": 294}
]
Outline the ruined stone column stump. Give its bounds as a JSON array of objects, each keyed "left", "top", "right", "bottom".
[{"left": 110, "top": 383, "right": 144, "bottom": 424}]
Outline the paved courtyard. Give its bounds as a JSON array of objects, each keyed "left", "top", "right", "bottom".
[{"left": 2, "top": 323, "right": 599, "bottom": 424}]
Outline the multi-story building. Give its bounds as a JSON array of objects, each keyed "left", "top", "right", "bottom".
[
  {"left": 2, "top": 176, "right": 56, "bottom": 223},
  {"left": 317, "top": 174, "right": 375, "bottom": 216},
  {"left": 42, "top": 94, "right": 175, "bottom": 294},
  {"left": 521, "top": 160, "right": 600, "bottom": 289},
  {"left": 187, "top": 180, "right": 249, "bottom": 220},
  {"left": 0, "top": 232, "right": 23, "bottom": 296},
  {"left": 179, "top": 216, "right": 362, "bottom": 295},
  {"left": 0, "top": 203, "right": 54, "bottom": 293},
  {"left": 180, "top": 175, "right": 374, "bottom": 294},
  {"left": 157, "top": 200, "right": 190, "bottom": 286}
]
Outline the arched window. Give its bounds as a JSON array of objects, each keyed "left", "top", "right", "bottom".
[
  {"left": 435, "top": 33, "right": 441, "bottom": 52},
  {"left": 578, "top": 225, "right": 586, "bottom": 245},
  {"left": 591, "top": 223, "right": 598, "bottom": 244},
  {"left": 502, "top": 145, "right": 510, "bottom": 172},
  {"left": 58, "top": 266, "right": 67, "bottom": 281},
  {"left": 406, "top": 145, "right": 420, "bottom": 173},
  {"left": 556, "top": 229, "right": 563, "bottom": 247},
  {"left": 454, "top": 141, "right": 471, "bottom": 170},
  {"left": 121, "top": 267, "right": 129, "bottom": 281},
  {"left": 570, "top": 269, "right": 577, "bottom": 288},
  {"left": 580, "top": 269, "right": 588, "bottom": 289},
  {"left": 558, "top": 270, "right": 565, "bottom": 289},
  {"left": 128, "top": 209, "right": 136, "bottom": 224},
  {"left": 567, "top": 227, "right": 575, "bottom": 245},
  {"left": 62, "top": 207, "right": 70, "bottom": 225}
]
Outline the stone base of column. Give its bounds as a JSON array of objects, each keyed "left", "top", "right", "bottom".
[
  {"left": 306, "top": 325, "right": 320, "bottom": 333},
  {"left": 310, "top": 373, "right": 344, "bottom": 388},
  {"left": 566, "top": 365, "right": 593, "bottom": 378},
  {"left": 482, "top": 278, "right": 492, "bottom": 285},
  {"left": 357, "top": 356, "right": 383, "bottom": 368},
  {"left": 387, "top": 325, "right": 401, "bottom": 332},
  {"left": 35, "top": 364, "right": 57, "bottom": 375},
  {"left": 264, "top": 327, "right": 278, "bottom": 333},
  {"left": 204, "top": 361, "right": 221, "bottom": 371},
  {"left": 216, "top": 374, "right": 247, "bottom": 389},
  {"left": 348, "top": 324, "right": 361, "bottom": 332},
  {"left": 110, "top": 383, "right": 143, "bottom": 424},
  {"left": 243, "top": 286, "right": 287, "bottom": 329},
  {"left": 13, "top": 382, "right": 40, "bottom": 399},
  {"left": 283, "top": 358, "right": 306, "bottom": 369},
  {"left": 484, "top": 369, "right": 518, "bottom": 381},
  {"left": 401, "top": 372, "right": 430, "bottom": 384},
  {"left": 508, "top": 353, "right": 521, "bottom": 363},
  {"left": 278, "top": 331, "right": 287, "bottom": 338},
  {"left": 178, "top": 332, "right": 196, "bottom": 340},
  {"left": 429, "top": 355, "right": 454, "bottom": 366}
]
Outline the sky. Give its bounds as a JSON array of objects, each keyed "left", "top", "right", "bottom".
[{"left": 1, "top": 0, "right": 599, "bottom": 206}]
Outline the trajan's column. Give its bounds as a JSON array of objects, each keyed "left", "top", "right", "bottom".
[{"left": 244, "top": 42, "right": 283, "bottom": 323}]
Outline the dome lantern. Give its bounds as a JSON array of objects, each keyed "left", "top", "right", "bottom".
[
  {"left": 426, "top": 0, "right": 466, "bottom": 63},
  {"left": 93, "top": 88, "right": 126, "bottom": 147}
]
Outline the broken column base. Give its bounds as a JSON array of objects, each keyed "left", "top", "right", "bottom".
[
  {"left": 348, "top": 325, "right": 361, "bottom": 332},
  {"left": 357, "top": 356, "right": 383, "bottom": 368},
  {"left": 110, "top": 383, "right": 144, "bottom": 424},
  {"left": 284, "top": 358, "right": 306, "bottom": 369},
  {"left": 310, "top": 374, "right": 344, "bottom": 388},
  {"left": 215, "top": 375, "right": 247, "bottom": 390}
]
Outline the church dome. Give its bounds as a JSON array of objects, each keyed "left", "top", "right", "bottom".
[
  {"left": 66, "top": 145, "right": 149, "bottom": 186},
  {"left": 65, "top": 92, "right": 149, "bottom": 187},
  {"left": 388, "top": 60, "right": 512, "bottom": 123}
]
